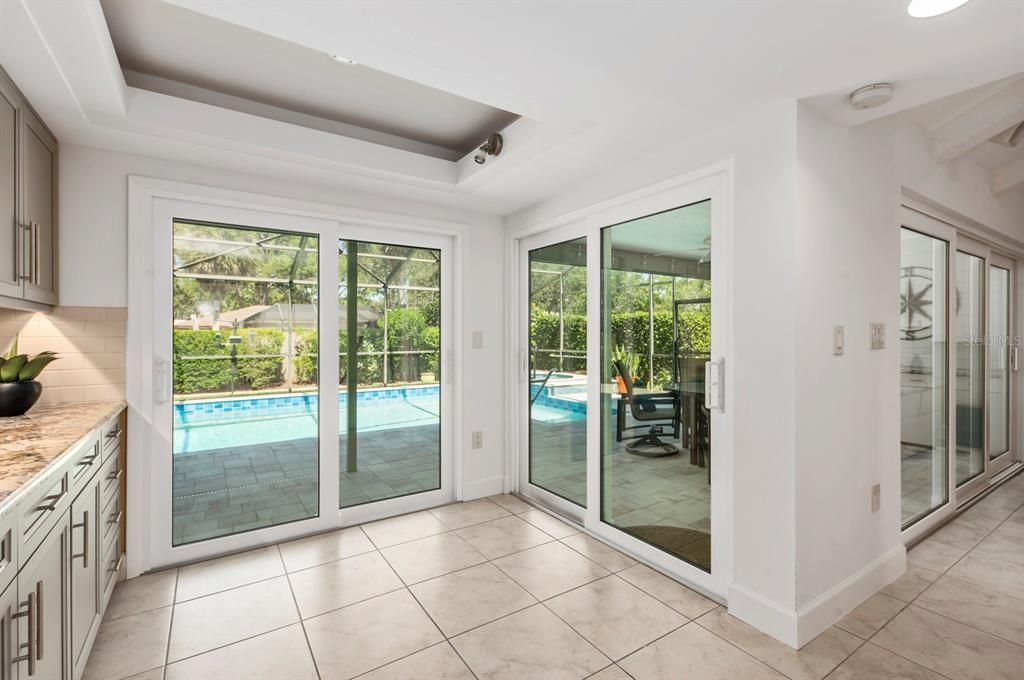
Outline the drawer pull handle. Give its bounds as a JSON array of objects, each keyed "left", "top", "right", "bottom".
[
  {"left": 105, "top": 428, "right": 122, "bottom": 439},
  {"left": 107, "top": 511, "right": 122, "bottom": 526},
  {"left": 17, "top": 224, "right": 32, "bottom": 283},
  {"left": 11, "top": 589, "right": 35, "bottom": 676},
  {"left": 76, "top": 454, "right": 99, "bottom": 467},
  {"left": 71, "top": 511, "right": 89, "bottom": 568},
  {"left": 106, "top": 469, "right": 123, "bottom": 483},
  {"left": 107, "top": 554, "right": 124, "bottom": 574}
]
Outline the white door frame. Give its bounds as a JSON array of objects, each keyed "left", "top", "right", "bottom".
[
  {"left": 127, "top": 177, "right": 462, "bottom": 576},
  {"left": 510, "top": 161, "right": 734, "bottom": 600},
  {"left": 987, "top": 252, "right": 1016, "bottom": 478}
]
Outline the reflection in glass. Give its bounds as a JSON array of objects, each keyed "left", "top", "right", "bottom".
[
  {"left": 601, "top": 201, "right": 712, "bottom": 572},
  {"left": 338, "top": 240, "right": 442, "bottom": 508},
  {"left": 528, "top": 237, "right": 587, "bottom": 507},
  {"left": 955, "top": 252, "right": 985, "bottom": 485},
  {"left": 171, "top": 221, "right": 319, "bottom": 545},
  {"left": 899, "top": 229, "right": 948, "bottom": 528},
  {"left": 989, "top": 266, "right": 1010, "bottom": 459}
]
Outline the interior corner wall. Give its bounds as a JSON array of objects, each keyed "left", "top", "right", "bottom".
[
  {"left": 57, "top": 143, "right": 507, "bottom": 499},
  {"left": 507, "top": 100, "right": 802, "bottom": 624}
]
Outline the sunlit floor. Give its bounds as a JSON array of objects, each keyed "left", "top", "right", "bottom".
[{"left": 88, "top": 479, "right": 1024, "bottom": 680}]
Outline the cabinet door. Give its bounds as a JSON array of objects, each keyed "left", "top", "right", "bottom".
[
  {"left": 17, "top": 516, "right": 67, "bottom": 680},
  {"left": 20, "top": 108, "right": 56, "bottom": 306},
  {"left": 69, "top": 486, "right": 98, "bottom": 677},
  {"left": 0, "top": 580, "right": 19, "bottom": 680},
  {"left": 0, "top": 72, "right": 21, "bottom": 300}
]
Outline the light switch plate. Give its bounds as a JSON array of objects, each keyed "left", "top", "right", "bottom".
[
  {"left": 833, "top": 325, "right": 845, "bottom": 356},
  {"left": 472, "top": 331, "right": 484, "bottom": 349},
  {"left": 871, "top": 483, "right": 881, "bottom": 513},
  {"left": 870, "top": 322, "right": 885, "bottom": 350},
  {"left": 471, "top": 431, "right": 483, "bottom": 449}
]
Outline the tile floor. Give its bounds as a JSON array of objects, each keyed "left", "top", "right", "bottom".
[{"left": 87, "top": 482, "right": 1024, "bottom": 680}]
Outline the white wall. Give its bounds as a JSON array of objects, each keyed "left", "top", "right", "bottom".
[{"left": 58, "top": 143, "right": 508, "bottom": 498}]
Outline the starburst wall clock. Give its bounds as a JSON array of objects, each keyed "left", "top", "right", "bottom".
[{"left": 900, "top": 266, "right": 935, "bottom": 341}]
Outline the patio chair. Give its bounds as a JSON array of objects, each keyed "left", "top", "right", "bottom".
[{"left": 614, "top": 359, "right": 680, "bottom": 457}]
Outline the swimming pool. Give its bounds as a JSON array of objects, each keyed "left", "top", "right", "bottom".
[{"left": 173, "top": 386, "right": 440, "bottom": 453}]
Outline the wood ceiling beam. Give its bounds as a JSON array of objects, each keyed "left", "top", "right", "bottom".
[{"left": 931, "top": 78, "right": 1024, "bottom": 163}]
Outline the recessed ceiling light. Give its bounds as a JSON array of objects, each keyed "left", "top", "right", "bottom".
[
  {"left": 329, "top": 54, "right": 358, "bottom": 65},
  {"left": 907, "top": 0, "right": 971, "bottom": 18}
]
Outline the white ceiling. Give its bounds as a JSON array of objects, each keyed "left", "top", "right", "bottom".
[{"left": 2, "top": 0, "right": 1022, "bottom": 216}]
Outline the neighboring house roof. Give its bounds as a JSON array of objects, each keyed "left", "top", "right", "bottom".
[{"left": 174, "top": 303, "right": 380, "bottom": 329}]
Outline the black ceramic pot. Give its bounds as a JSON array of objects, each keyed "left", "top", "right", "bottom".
[{"left": 0, "top": 381, "right": 43, "bottom": 417}]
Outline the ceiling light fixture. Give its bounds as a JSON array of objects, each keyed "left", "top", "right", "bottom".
[
  {"left": 329, "top": 54, "right": 358, "bottom": 65},
  {"left": 849, "top": 83, "right": 894, "bottom": 110},
  {"left": 473, "top": 133, "right": 503, "bottom": 165},
  {"left": 907, "top": 0, "right": 971, "bottom": 18}
]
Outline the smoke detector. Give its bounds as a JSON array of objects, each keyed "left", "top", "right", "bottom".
[{"left": 849, "top": 83, "right": 894, "bottom": 110}]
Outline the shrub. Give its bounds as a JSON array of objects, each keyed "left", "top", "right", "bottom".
[{"left": 173, "top": 329, "right": 285, "bottom": 394}]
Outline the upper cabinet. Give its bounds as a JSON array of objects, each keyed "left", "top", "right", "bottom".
[{"left": 0, "top": 67, "right": 58, "bottom": 309}]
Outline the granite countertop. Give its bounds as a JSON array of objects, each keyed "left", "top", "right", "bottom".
[{"left": 0, "top": 400, "right": 126, "bottom": 506}]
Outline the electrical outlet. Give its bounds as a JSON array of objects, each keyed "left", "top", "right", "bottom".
[
  {"left": 871, "top": 483, "right": 881, "bottom": 513},
  {"left": 472, "top": 331, "right": 484, "bottom": 349},
  {"left": 833, "top": 325, "right": 845, "bottom": 356},
  {"left": 471, "top": 431, "right": 483, "bottom": 449}
]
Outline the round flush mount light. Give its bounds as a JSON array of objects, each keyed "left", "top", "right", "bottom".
[
  {"left": 329, "top": 54, "right": 358, "bottom": 65},
  {"left": 849, "top": 83, "right": 894, "bottom": 110},
  {"left": 907, "top": 0, "right": 971, "bottom": 18}
]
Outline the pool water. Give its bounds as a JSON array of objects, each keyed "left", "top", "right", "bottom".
[
  {"left": 173, "top": 394, "right": 439, "bottom": 454},
  {"left": 530, "top": 403, "right": 585, "bottom": 424}
]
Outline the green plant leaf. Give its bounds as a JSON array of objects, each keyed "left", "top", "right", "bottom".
[
  {"left": 18, "top": 354, "right": 58, "bottom": 382},
  {"left": 0, "top": 355, "right": 28, "bottom": 382},
  {"left": 3, "top": 337, "right": 17, "bottom": 361}
]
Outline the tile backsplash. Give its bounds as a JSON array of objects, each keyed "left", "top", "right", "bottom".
[{"left": 0, "top": 307, "right": 126, "bottom": 405}]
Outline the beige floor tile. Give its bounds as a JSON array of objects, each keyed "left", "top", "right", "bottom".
[
  {"left": 915, "top": 574, "right": 1024, "bottom": 645},
  {"left": 381, "top": 531, "right": 486, "bottom": 584},
  {"left": 618, "top": 564, "right": 717, "bottom": 619},
  {"left": 560, "top": 534, "right": 638, "bottom": 572},
  {"left": 488, "top": 493, "right": 533, "bottom": 514},
  {"left": 518, "top": 508, "right": 581, "bottom": 539},
  {"left": 928, "top": 518, "right": 992, "bottom": 552},
  {"left": 105, "top": 568, "right": 177, "bottom": 621},
  {"left": 947, "top": 550, "right": 1024, "bottom": 599},
  {"left": 430, "top": 498, "right": 511, "bottom": 529},
  {"left": 873, "top": 605, "right": 1024, "bottom": 680},
  {"left": 996, "top": 510, "right": 1024, "bottom": 538},
  {"left": 959, "top": 504, "right": 1014, "bottom": 532},
  {"left": 305, "top": 589, "right": 443, "bottom": 680},
  {"left": 84, "top": 606, "right": 172, "bottom": 680},
  {"left": 493, "top": 541, "right": 609, "bottom": 600},
  {"left": 455, "top": 515, "right": 553, "bottom": 559},
  {"left": 907, "top": 538, "right": 968, "bottom": 573},
  {"left": 587, "top": 665, "right": 633, "bottom": 680},
  {"left": 168, "top": 577, "right": 299, "bottom": 662},
  {"left": 362, "top": 511, "right": 449, "bottom": 548},
  {"left": 410, "top": 562, "right": 536, "bottom": 636},
  {"left": 546, "top": 576, "right": 685, "bottom": 660},
  {"left": 835, "top": 593, "right": 907, "bottom": 639},
  {"left": 975, "top": 491, "right": 1024, "bottom": 515},
  {"left": 698, "top": 608, "right": 862, "bottom": 680},
  {"left": 289, "top": 550, "right": 404, "bottom": 618},
  {"left": 175, "top": 545, "right": 284, "bottom": 602},
  {"left": 879, "top": 564, "right": 941, "bottom": 602},
  {"left": 124, "top": 670, "right": 166, "bottom": 680},
  {"left": 451, "top": 604, "right": 609, "bottom": 680},
  {"left": 164, "top": 624, "right": 317, "bottom": 680},
  {"left": 358, "top": 642, "right": 475, "bottom": 680},
  {"left": 278, "top": 526, "right": 375, "bottom": 572},
  {"left": 824, "top": 643, "right": 946, "bottom": 680},
  {"left": 973, "top": 530, "right": 1024, "bottom": 564},
  {"left": 619, "top": 622, "right": 784, "bottom": 680}
]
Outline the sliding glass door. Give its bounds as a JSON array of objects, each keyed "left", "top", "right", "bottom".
[
  {"left": 954, "top": 248, "right": 986, "bottom": 488},
  {"left": 518, "top": 172, "right": 729, "bottom": 597},
  {"left": 987, "top": 255, "right": 1015, "bottom": 475}
]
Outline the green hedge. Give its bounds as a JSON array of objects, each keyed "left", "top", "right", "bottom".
[
  {"left": 173, "top": 329, "right": 285, "bottom": 394},
  {"left": 530, "top": 307, "right": 710, "bottom": 385}
]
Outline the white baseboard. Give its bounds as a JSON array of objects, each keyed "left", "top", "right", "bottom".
[
  {"left": 795, "top": 544, "right": 906, "bottom": 646},
  {"left": 461, "top": 475, "right": 505, "bottom": 501},
  {"left": 728, "top": 544, "right": 907, "bottom": 649}
]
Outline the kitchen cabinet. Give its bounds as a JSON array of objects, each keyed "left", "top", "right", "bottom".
[
  {"left": 69, "top": 484, "right": 98, "bottom": 679},
  {"left": 15, "top": 515, "right": 68, "bottom": 680},
  {"left": 0, "top": 66, "right": 58, "bottom": 310}
]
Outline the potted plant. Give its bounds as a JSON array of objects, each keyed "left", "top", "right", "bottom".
[
  {"left": 0, "top": 337, "right": 58, "bottom": 416},
  {"left": 611, "top": 345, "right": 641, "bottom": 394}
]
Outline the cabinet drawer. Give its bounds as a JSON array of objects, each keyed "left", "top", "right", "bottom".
[
  {"left": 100, "top": 486, "right": 120, "bottom": 553},
  {"left": 98, "top": 445, "right": 122, "bottom": 508},
  {"left": 100, "top": 531, "right": 121, "bottom": 607},
  {"left": 69, "top": 433, "right": 102, "bottom": 496},
  {"left": 18, "top": 468, "right": 69, "bottom": 565},
  {"left": 100, "top": 415, "right": 123, "bottom": 457},
  {"left": 0, "top": 506, "right": 16, "bottom": 596}
]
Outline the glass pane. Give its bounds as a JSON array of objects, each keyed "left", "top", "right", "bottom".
[
  {"left": 955, "top": 251, "right": 985, "bottom": 485},
  {"left": 529, "top": 237, "right": 587, "bottom": 507},
  {"left": 988, "top": 266, "right": 1010, "bottom": 459},
  {"left": 601, "top": 201, "right": 712, "bottom": 572},
  {"left": 339, "top": 240, "right": 442, "bottom": 508},
  {"left": 899, "top": 228, "right": 948, "bottom": 528},
  {"left": 172, "top": 221, "right": 319, "bottom": 546}
]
